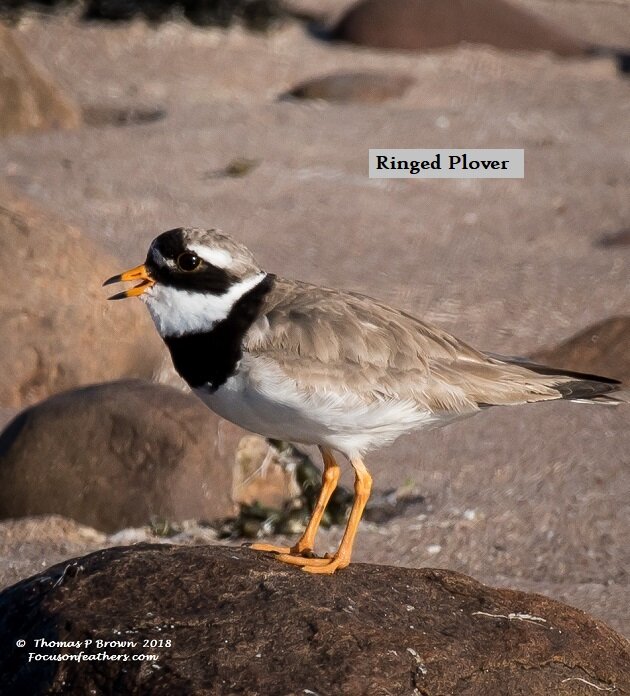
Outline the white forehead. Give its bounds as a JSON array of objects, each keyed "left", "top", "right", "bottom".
[{"left": 187, "top": 243, "right": 233, "bottom": 270}]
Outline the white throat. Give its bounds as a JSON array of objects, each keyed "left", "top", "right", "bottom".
[{"left": 141, "top": 272, "right": 267, "bottom": 337}]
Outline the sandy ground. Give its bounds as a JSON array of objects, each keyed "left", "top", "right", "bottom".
[{"left": 0, "top": 1, "right": 629, "bottom": 636}]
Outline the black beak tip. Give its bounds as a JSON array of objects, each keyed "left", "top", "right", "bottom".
[
  {"left": 107, "top": 290, "right": 128, "bottom": 301},
  {"left": 103, "top": 274, "right": 122, "bottom": 287}
]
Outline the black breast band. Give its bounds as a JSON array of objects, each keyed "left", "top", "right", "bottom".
[{"left": 163, "top": 274, "right": 275, "bottom": 391}]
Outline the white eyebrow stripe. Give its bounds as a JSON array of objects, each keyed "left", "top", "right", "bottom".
[{"left": 188, "top": 244, "right": 233, "bottom": 269}]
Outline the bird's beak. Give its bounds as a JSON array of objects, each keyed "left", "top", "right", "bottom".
[{"left": 103, "top": 264, "right": 155, "bottom": 300}]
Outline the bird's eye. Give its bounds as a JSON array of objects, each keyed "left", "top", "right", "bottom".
[{"left": 177, "top": 252, "right": 201, "bottom": 272}]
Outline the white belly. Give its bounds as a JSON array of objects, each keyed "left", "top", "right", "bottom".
[{"left": 193, "top": 357, "right": 450, "bottom": 457}]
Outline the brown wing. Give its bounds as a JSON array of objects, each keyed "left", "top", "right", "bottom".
[{"left": 244, "top": 277, "right": 618, "bottom": 412}]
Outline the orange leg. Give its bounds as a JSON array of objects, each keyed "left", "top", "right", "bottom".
[
  {"left": 276, "top": 456, "right": 372, "bottom": 574},
  {"left": 249, "top": 447, "right": 341, "bottom": 556}
]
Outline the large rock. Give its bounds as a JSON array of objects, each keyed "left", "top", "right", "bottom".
[
  {"left": 332, "top": 0, "right": 588, "bottom": 56},
  {"left": 1, "top": 544, "right": 628, "bottom": 695},
  {"left": 0, "top": 187, "right": 164, "bottom": 408},
  {"left": 532, "top": 316, "right": 630, "bottom": 384},
  {"left": 0, "top": 380, "right": 243, "bottom": 532},
  {"left": 0, "top": 26, "right": 80, "bottom": 137}
]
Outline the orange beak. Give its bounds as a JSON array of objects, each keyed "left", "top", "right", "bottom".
[{"left": 103, "top": 264, "right": 155, "bottom": 300}]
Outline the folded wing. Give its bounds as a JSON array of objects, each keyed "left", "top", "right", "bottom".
[{"left": 244, "top": 277, "right": 626, "bottom": 413}]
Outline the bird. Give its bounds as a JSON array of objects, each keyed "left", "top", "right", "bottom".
[{"left": 104, "top": 227, "right": 628, "bottom": 574}]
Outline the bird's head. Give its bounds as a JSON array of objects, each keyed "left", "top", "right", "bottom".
[{"left": 104, "top": 227, "right": 266, "bottom": 337}]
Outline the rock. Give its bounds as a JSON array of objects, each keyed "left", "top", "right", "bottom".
[
  {"left": 1, "top": 544, "right": 628, "bottom": 695},
  {"left": 0, "top": 26, "right": 80, "bottom": 137},
  {"left": 0, "top": 380, "right": 243, "bottom": 532},
  {"left": 0, "top": 187, "right": 164, "bottom": 408},
  {"left": 532, "top": 317, "right": 630, "bottom": 384},
  {"left": 285, "top": 72, "right": 415, "bottom": 103},
  {"left": 597, "top": 229, "right": 630, "bottom": 248},
  {"left": 203, "top": 156, "right": 261, "bottom": 179},
  {"left": 332, "top": 0, "right": 588, "bottom": 57},
  {"left": 83, "top": 0, "right": 153, "bottom": 21},
  {"left": 82, "top": 0, "right": 286, "bottom": 30}
]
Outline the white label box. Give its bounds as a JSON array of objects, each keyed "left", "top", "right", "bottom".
[{"left": 369, "top": 149, "right": 524, "bottom": 179}]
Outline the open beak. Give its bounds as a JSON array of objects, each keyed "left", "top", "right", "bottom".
[{"left": 103, "top": 264, "right": 155, "bottom": 300}]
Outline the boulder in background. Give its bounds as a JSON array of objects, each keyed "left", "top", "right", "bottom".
[
  {"left": 332, "top": 0, "right": 588, "bottom": 56},
  {"left": 0, "top": 380, "right": 243, "bottom": 532},
  {"left": 0, "top": 187, "right": 164, "bottom": 409}
]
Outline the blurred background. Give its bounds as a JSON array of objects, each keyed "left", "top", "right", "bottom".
[{"left": 0, "top": 0, "right": 628, "bottom": 635}]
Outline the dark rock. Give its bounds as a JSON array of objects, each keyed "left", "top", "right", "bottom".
[
  {"left": 332, "top": 0, "right": 588, "bottom": 57},
  {"left": 1, "top": 0, "right": 288, "bottom": 29},
  {"left": 617, "top": 51, "right": 630, "bottom": 74},
  {"left": 0, "top": 380, "right": 243, "bottom": 532},
  {"left": 0, "top": 0, "right": 288, "bottom": 31},
  {"left": 0, "top": 187, "right": 164, "bottom": 409},
  {"left": 82, "top": 0, "right": 285, "bottom": 29},
  {"left": 597, "top": 228, "right": 630, "bottom": 248},
  {"left": 0, "top": 26, "right": 80, "bottom": 137},
  {"left": 181, "top": 0, "right": 237, "bottom": 27},
  {"left": 83, "top": 0, "right": 146, "bottom": 21},
  {"left": 240, "top": 0, "right": 283, "bottom": 31},
  {"left": 285, "top": 71, "right": 415, "bottom": 103},
  {"left": 0, "top": 544, "right": 628, "bottom": 695},
  {"left": 203, "top": 156, "right": 261, "bottom": 179},
  {"left": 363, "top": 487, "right": 426, "bottom": 524},
  {"left": 532, "top": 317, "right": 630, "bottom": 384}
]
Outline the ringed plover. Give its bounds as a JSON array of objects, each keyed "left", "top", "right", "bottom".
[{"left": 104, "top": 227, "right": 627, "bottom": 574}]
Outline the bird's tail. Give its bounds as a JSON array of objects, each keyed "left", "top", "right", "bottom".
[{"left": 493, "top": 355, "right": 628, "bottom": 405}]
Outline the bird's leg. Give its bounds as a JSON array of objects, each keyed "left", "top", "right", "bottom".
[
  {"left": 293, "top": 447, "right": 341, "bottom": 553},
  {"left": 276, "top": 456, "right": 372, "bottom": 574},
  {"left": 249, "top": 447, "right": 341, "bottom": 556}
]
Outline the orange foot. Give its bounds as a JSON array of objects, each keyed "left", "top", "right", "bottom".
[
  {"left": 275, "top": 553, "right": 348, "bottom": 574},
  {"left": 246, "top": 542, "right": 292, "bottom": 554},
  {"left": 246, "top": 542, "right": 318, "bottom": 557}
]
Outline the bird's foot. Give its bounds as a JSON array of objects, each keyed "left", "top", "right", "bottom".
[
  {"left": 245, "top": 542, "right": 316, "bottom": 557},
  {"left": 275, "top": 552, "right": 347, "bottom": 574},
  {"left": 246, "top": 542, "right": 292, "bottom": 554}
]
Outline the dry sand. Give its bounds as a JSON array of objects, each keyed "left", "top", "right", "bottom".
[{"left": 0, "top": 1, "right": 628, "bottom": 635}]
